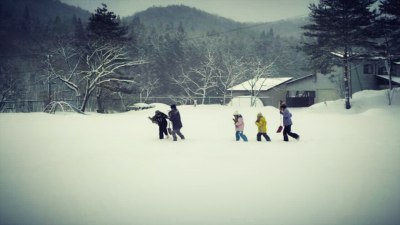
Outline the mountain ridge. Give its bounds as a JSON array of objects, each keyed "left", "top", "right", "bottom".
[{"left": 124, "top": 4, "right": 308, "bottom": 38}]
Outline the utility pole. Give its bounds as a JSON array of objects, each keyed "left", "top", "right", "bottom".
[{"left": 47, "top": 54, "right": 52, "bottom": 106}]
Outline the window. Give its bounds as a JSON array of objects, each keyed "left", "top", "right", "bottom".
[
  {"left": 378, "top": 67, "right": 388, "bottom": 75},
  {"left": 363, "top": 64, "right": 373, "bottom": 74}
]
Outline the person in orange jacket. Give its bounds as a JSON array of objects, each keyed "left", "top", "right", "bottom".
[{"left": 255, "top": 112, "right": 271, "bottom": 142}]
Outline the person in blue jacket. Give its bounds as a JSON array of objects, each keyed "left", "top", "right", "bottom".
[{"left": 280, "top": 104, "right": 300, "bottom": 142}]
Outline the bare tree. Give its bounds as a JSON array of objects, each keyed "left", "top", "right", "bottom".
[
  {"left": 172, "top": 47, "right": 218, "bottom": 104},
  {"left": 132, "top": 72, "right": 159, "bottom": 103},
  {"left": 40, "top": 38, "right": 83, "bottom": 103},
  {"left": 215, "top": 53, "right": 245, "bottom": 104},
  {"left": 240, "top": 59, "right": 277, "bottom": 107},
  {"left": 40, "top": 38, "right": 147, "bottom": 112},
  {"left": 79, "top": 40, "right": 147, "bottom": 112}
]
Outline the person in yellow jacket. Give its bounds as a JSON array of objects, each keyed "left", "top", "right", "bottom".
[{"left": 255, "top": 112, "right": 271, "bottom": 142}]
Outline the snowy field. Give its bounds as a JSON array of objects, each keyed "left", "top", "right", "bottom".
[{"left": 1, "top": 89, "right": 400, "bottom": 225}]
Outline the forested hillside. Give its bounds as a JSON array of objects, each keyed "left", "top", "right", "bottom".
[
  {"left": 125, "top": 5, "right": 244, "bottom": 33},
  {"left": 0, "top": 2, "right": 312, "bottom": 113},
  {"left": 249, "top": 16, "right": 310, "bottom": 38},
  {"left": 0, "top": 0, "right": 90, "bottom": 25},
  {"left": 125, "top": 5, "right": 308, "bottom": 38}
]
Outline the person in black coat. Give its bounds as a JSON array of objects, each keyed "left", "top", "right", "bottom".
[
  {"left": 151, "top": 110, "right": 169, "bottom": 139},
  {"left": 168, "top": 104, "right": 185, "bottom": 141}
]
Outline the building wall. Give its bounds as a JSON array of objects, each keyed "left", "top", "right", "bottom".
[
  {"left": 349, "top": 60, "right": 380, "bottom": 94},
  {"left": 286, "top": 74, "right": 337, "bottom": 91},
  {"left": 286, "top": 73, "right": 340, "bottom": 104},
  {"left": 258, "top": 83, "right": 287, "bottom": 107}
]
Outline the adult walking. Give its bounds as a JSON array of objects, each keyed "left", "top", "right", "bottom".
[
  {"left": 255, "top": 112, "right": 271, "bottom": 142},
  {"left": 280, "top": 104, "right": 300, "bottom": 142},
  {"left": 168, "top": 104, "right": 185, "bottom": 141}
]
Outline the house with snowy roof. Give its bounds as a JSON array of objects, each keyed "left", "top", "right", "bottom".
[
  {"left": 227, "top": 77, "right": 293, "bottom": 107},
  {"left": 331, "top": 52, "right": 400, "bottom": 94},
  {"left": 228, "top": 75, "right": 342, "bottom": 107}
]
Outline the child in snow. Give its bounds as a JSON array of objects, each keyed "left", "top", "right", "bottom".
[
  {"left": 233, "top": 111, "right": 248, "bottom": 142},
  {"left": 280, "top": 104, "right": 300, "bottom": 142},
  {"left": 255, "top": 112, "right": 271, "bottom": 142},
  {"left": 150, "top": 110, "right": 169, "bottom": 139},
  {"left": 168, "top": 104, "right": 185, "bottom": 141}
]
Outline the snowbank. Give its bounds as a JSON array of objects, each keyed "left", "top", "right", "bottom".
[
  {"left": 127, "top": 102, "right": 156, "bottom": 110},
  {"left": 308, "top": 88, "right": 400, "bottom": 114}
]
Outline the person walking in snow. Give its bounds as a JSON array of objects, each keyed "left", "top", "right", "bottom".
[
  {"left": 233, "top": 111, "right": 248, "bottom": 142},
  {"left": 280, "top": 104, "right": 300, "bottom": 142},
  {"left": 150, "top": 110, "right": 170, "bottom": 139},
  {"left": 168, "top": 104, "right": 185, "bottom": 141},
  {"left": 255, "top": 112, "right": 271, "bottom": 142}
]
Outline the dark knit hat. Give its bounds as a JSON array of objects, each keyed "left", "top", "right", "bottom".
[
  {"left": 171, "top": 104, "right": 176, "bottom": 109},
  {"left": 280, "top": 104, "right": 287, "bottom": 109}
]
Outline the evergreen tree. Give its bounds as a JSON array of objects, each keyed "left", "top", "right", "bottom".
[
  {"left": 72, "top": 14, "right": 77, "bottom": 26},
  {"left": 21, "top": 6, "right": 31, "bottom": 33},
  {"left": 375, "top": 0, "right": 400, "bottom": 53},
  {"left": 52, "top": 16, "right": 62, "bottom": 34},
  {"left": 301, "top": 0, "right": 377, "bottom": 109},
  {"left": 0, "top": 4, "right": 3, "bottom": 21},
  {"left": 373, "top": 0, "right": 400, "bottom": 93},
  {"left": 74, "top": 17, "right": 85, "bottom": 40},
  {"left": 87, "top": 4, "right": 127, "bottom": 40}
]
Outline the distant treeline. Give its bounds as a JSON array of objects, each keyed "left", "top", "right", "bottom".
[{"left": 0, "top": 3, "right": 312, "bottom": 113}]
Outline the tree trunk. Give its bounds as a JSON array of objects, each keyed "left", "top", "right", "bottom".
[
  {"left": 223, "top": 92, "right": 226, "bottom": 105},
  {"left": 80, "top": 80, "right": 91, "bottom": 112},
  {"left": 80, "top": 94, "right": 90, "bottom": 113},
  {"left": 201, "top": 91, "right": 206, "bottom": 104},
  {"left": 386, "top": 57, "right": 393, "bottom": 106},
  {"left": 387, "top": 57, "right": 392, "bottom": 91},
  {"left": 344, "top": 50, "right": 351, "bottom": 109},
  {"left": 97, "top": 88, "right": 105, "bottom": 113}
]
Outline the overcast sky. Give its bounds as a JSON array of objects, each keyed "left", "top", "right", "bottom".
[{"left": 60, "top": 0, "right": 320, "bottom": 23}]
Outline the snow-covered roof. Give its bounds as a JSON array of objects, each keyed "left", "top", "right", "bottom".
[
  {"left": 228, "top": 77, "right": 293, "bottom": 91},
  {"left": 287, "top": 74, "right": 314, "bottom": 84},
  {"left": 331, "top": 52, "right": 400, "bottom": 61},
  {"left": 376, "top": 75, "right": 400, "bottom": 84},
  {"left": 127, "top": 103, "right": 155, "bottom": 109}
]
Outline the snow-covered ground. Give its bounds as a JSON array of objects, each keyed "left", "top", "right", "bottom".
[{"left": 1, "top": 89, "right": 400, "bottom": 225}]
